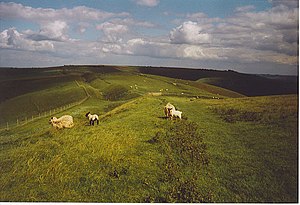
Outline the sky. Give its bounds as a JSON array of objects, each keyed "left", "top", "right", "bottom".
[{"left": 0, "top": 0, "right": 298, "bottom": 75}]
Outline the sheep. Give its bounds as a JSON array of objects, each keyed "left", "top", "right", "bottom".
[
  {"left": 49, "top": 115, "right": 74, "bottom": 129},
  {"left": 164, "top": 102, "right": 176, "bottom": 119},
  {"left": 170, "top": 109, "right": 182, "bottom": 120},
  {"left": 85, "top": 112, "right": 99, "bottom": 126}
]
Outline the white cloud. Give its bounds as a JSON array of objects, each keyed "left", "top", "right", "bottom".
[
  {"left": 134, "top": 0, "right": 160, "bottom": 7},
  {"left": 170, "top": 21, "right": 212, "bottom": 45},
  {"left": 0, "top": 28, "right": 54, "bottom": 51},
  {"left": 0, "top": 2, "right": 129, "bottom": 23},
  {"left": 0, "top": 1, "right": 298, "bottom": 74},
  {"left": 96, "top": 22, "right": 129, "bottom": 43},
  {"left": 39, "top": 21, "right": 69, "bottom": 41},
  {"left": 95, "top": 17, "right": 157, "bottom": 43},
  {"left": 176, "top": 3, "right": 298, "bottom": 65},
  {"left": 100, "top": 37, "right": 225, "bottom": 62},
  {"left": 0, "top": 2, "right": 130, "bottom": 42}
]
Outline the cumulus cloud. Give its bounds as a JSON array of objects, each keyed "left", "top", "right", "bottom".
[
  {"left": 100, "top": 37, "right": 225, "bottom": 62},
  {"left": 134, "top": 0, "right": 160, "bottom": 7},
  {"left": 97, "top": 1, "right": 298, "bottom": 67},
  {"left": 39, "top": 21, "right": 69, "bottom": 41},
  {"left": 170, "top": 21, "right": 212, "bottom": 44},
  {"left": 0, "top": 1, "right": 298, "bottom": 73},
  {"left": 0, "top": 2, "right": 131, "bottom": 42},
  {"left": 96, "top": 22, "right": 129, "bottom": 43},
  {"left": 221, "top": 5, "right": 298, "bottom": 56},
  {"left": 96, "top": 17, "right": 157, "bottom": 43},
  {"left": 0, "top": 2, "right": 129, "bottom": 23},
  {"left": 0, "top": 28, "right": 54, "bottom": 51},
  {"left": 172, "top": 3, "right": 298, "bottom": 66}
]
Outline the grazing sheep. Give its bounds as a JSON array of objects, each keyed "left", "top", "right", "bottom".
[
  {"left": 49, "top": 115, "right": 74, "bottom": 129},
  {"left": 164, "top": 102, "right": 176, "bottom": 119},
  {"left": 170, "top": 109, "right": 182, "bottom": 119},
  {"left": 85, "top": 112, "right": 99, "bottom": 126}
]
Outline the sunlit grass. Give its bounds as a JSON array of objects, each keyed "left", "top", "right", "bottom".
[{"left": 0, "top": 67, "right": 298, "bottom": 202}]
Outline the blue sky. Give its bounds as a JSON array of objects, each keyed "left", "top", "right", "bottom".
[{"left": 0, "top": 0, "right": 298, "bottom": 75}]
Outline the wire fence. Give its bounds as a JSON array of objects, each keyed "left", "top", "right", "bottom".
[{"left": 0, "top": 80, "right": 90, "bottom": 131}]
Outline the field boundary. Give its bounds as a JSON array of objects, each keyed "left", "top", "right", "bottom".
[{"left": 0, "top": 80, "right": 90, "bottom": 131}]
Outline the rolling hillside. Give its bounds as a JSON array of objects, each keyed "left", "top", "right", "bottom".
[
  {"left": 0, "top": 65, "right": 298, "bottom": 202},
  {"left": 138, "top": 66, "right": 298, "bottom": 96}
]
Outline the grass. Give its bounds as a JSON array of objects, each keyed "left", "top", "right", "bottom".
[
  {"left": 1, "top": 96, "right": 208, "bottom": 202},
  {"left": 138, "top": 66, "right": 298, "bottom": 96},
  {"left": 0, "top": 81, "right": 86, "bottom": 126},
  {"left": 0, "top": 66, "right": 298, "bottom": 202},
  {"left": 172, "top": 95, "right": 298, "bottom": 202}
]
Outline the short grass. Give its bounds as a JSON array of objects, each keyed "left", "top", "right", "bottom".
[
  {"left": 0, "top": 93, "right": 298, "bottom": 202},
  {"left": 0, "top": 68, "right": 81, "bottom": 102},
  {"left": 0, "top": 96, "right": 210, "bottom": 202},
  {"left": 0, "top": 67, "right": 298, "bottom": 202},
  {"left": 89, "top": 72, "right": 232, "bottom": 99},
  {"left": 170, "top": 95, "right": 298, "bottom": 202},
  {"left": 0, "top": 81, "right": 86, "bottom": 126}
]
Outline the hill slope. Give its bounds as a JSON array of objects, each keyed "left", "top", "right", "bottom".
[
  {"left": 138, "top": 66, "right": 298, "bottom": 96},
  {"left": 0, "top": 94, "right": 297, "bottom": 202},
  {"left": 0, "top": 66, "right": 243, "bottom": 128},
  {"left": 0, "top": 66, "right": 298, "bottom": 202}
]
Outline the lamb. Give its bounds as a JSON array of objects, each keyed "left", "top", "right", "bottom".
[
  {"left": 49, "top": 115, "right": 74, "bottom": 129},
  {"left": 85, "top": 112, "right": 99, "bottom": 126},
  {"left": 164, "top": 102, "right": 176, "bottom": 119},
  {"left": 170, "top": 109, "right": 182, "bottom": 120}
]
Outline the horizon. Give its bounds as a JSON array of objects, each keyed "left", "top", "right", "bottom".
[
  {"left": 0, "top": 64, "right": 298, "bottom": 76},
  {"left": 0, "top": 0, "right": 298, "bottom": 75}
]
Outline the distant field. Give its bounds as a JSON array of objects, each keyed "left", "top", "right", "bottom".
[
  {"left": 0, "top": 65, "right": 298, "bottom": 202},
  {"left": 138, "top": 66, "right": 298, "bottom": 96}
]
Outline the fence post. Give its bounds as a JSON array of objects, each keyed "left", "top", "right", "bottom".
[
  {"left": 17, "top": 119, "right": 19, "bottom": 126},
  {"left": 6, "top": 122, "right": 9, "bottom": 130}
]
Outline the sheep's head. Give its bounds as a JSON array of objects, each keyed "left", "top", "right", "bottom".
[
  {"left": 49, "top": 117, "right": 57, "bottom": 124},
  {"left": 85, "top": 112, "right": 90, "bottom": 118},
  {"left": 49, "top": 117, "right": 59, "bottom": 125}
]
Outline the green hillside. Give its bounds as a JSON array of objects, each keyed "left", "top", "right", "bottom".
[
  {"left": 0, "top": 66, "right": 242, "bottom": 128},
  {"left": 0, "top": 66, "right": 298, "bottom": 202},
  {"left": 138, "top": 66, "right": 298, "bottom": 96}
]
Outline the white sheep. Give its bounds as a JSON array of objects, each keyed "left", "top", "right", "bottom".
[
  {"left": 49, "top": 115, "right": 74, "bottom": 129},
  {"left": 85, "top": 112, "right": 99, "bottom": 126},
  {"left": 164, "top": 102, "right": 176, "bottom": 119},
  {"left": 170, "top": 109, "right": 182, "bottom": 119}
]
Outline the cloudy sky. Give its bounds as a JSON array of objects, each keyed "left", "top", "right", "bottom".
[{"left": 0, "top": 0, "right": 298, "bottom": 75}]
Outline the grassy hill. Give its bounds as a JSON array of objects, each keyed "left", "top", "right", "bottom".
[
  {"left": 138, "top": 66, "right": 298, "bottom": 96},
  {"left": 0, "top": 66, "right": 243, "bottom": 128},
  {"left": 0, "top": 65, "right": 298, "bottom": 202}
]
